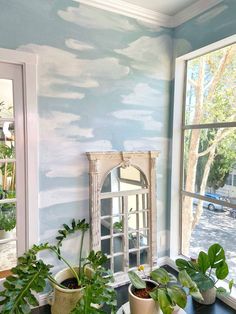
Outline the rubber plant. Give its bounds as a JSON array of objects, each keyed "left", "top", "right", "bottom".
[
  {"left": 176, "top": 243, "right": 234, "bottom": 295},
  {"left": 0, "top": 219, "right": 116, "bottom": 314},
  {"left": 128, "top": 267, "right": 203, "bottom": 314}
]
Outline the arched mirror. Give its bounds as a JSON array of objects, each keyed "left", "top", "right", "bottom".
[{"left": 87, "top": 151, "right": 159, "bottom": 281}]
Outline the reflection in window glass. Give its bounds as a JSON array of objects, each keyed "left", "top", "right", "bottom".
[
  {"left": 0, "top": 78, "right": 17, "bottom": 274},
  {"left": 0, "top": 80, "right": 14, "bottom": 119},
  {"left": 181, "top": 43, "right": 236, "bottom": 281}
]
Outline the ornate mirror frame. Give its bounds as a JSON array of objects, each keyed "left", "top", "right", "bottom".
[{"left": 86, "top": 151, "right": 159, "bottom": 279}]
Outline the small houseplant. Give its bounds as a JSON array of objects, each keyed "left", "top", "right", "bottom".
[
  {"left": 0, "top": 219, "right": 116, "bottom": 314},
  {"left": 0, "top": 205, "right": 16, "bottom": 239},
  {"left": 128, "top": 266, "right": 203, "bottom": 314},
  {"left": 176, "top": 243, "right": 234, "bottom": 305}
]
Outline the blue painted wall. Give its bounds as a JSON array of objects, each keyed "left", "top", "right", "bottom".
[
  {"left": 0, "top": 0, "right": 235, "bottom": 267},
  {"left": 0, "top": 0, "right": 173, "bottom": 265}
]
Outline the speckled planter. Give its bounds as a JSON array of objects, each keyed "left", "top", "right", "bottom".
[
  {"left": 195, "top": 287, "right": 216, "bottom": 305},
  {"left": 128, "top": 280, "right": 160, "bottom": 314}
]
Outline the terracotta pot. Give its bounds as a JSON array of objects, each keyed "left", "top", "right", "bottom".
[
  {"left": 128, "top": 280, "right": 160, "bottom": 314},
  {"left": 194, "top": 287, "right": 216, "bottom": 305}
]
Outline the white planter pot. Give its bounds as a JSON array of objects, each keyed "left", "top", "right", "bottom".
[
  {"left": 50, "top": 267, "right": 83, "bottom": 314},
  {"left": 128, "top": 280, "right": 160, "bottom": 314},
  {"left": 0, "top": 229, "right": 12, "bottom": 239}
]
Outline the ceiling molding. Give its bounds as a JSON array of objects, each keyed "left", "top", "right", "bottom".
[
  {"left": 77, "top": 0, "right": 172, "bottom": 27},
  {"left": 173, "top": 0, "right": 224, "bottom": 27},
  {"left": 77, "top": 0, "right": 223, "bottom": 28}
]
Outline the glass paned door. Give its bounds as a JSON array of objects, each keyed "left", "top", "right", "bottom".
[{"left": 0, "top": 62, "right": 26, "bottom": 275}]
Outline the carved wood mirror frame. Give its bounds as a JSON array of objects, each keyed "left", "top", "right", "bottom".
[{"left": 86, "top": 151, "right": 159, "bottom": 278}]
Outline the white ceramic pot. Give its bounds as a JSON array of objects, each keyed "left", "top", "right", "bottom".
[
  {"left": 128, "top": 280, "right": 160, "bottom": 314},
  {"left": 50, "top": 267, "right": 83, "bottom": 314},
  {"left": 0, "top": 229, "right": 12, "bottom": 239}
]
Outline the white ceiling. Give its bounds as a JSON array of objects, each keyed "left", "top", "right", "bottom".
[{"left": 125, "top": 0, "right": 200, "bottom": 15}]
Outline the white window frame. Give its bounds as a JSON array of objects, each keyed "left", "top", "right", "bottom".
[
  {"left": 170, "top": 34, "right": 236, "bottom": 309},
  {"left": 0, "top": 48, "right": 38, "bottom": 261}
]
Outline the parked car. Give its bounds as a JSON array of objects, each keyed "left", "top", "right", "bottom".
[
  {"left": 229, "top": 208, "right": 236, "bottom": 218},
  {"left": 194, "top": 193, "right": 229, "bottom": 212}
]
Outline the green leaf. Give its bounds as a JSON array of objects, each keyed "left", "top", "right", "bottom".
[
  {"left": 192, "top": 272, "right": 215, "bottom": 291},
  {"left": 229, "top": 279, "right": 234, "bottom": 293},
  {"left": 175, "top": 258, "right": 198, "bottom": 276},
  {"left": 189, "top": 286, "right": 204, "bottom": 301},
  {"left": 158, "top": 289, "right": 174, "bottom": 314},
  {"left": 216, "top": 287, "right": 227, "bottom": 295},
  {"left": 150, "top": 268, "right": 170, "bottom": 285},
  {"left": 208, "top": 243, "right": 225, "bottom": 269},
  {"left": 198, "top": 251, "right": 210, "bottom": 274},
  {"left": 215, "top": 261, "right": 229, "bottom": 280},
  {"left": 167, "top": 285, "right": 187, "bottom": 309},
  {"left": 128, "top": 271, "right": 146, "bottom": 289}
]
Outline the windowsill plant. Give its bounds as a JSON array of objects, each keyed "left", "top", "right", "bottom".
[
  {"left": 0, "top": 219, "right": 116, "bottom": 314},
  {"left": 128, "top": 266, "right": 203, "bottom": 314},
  {"left": 176, "top": 243, "right": 234, "bottom": 305}
]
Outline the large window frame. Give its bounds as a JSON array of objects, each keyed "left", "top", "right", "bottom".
[
  {"left": 171, "top": 34, "right": 236, "bottom": 309},
  {"left": 0, "top": 48, "right": 38, "bottom": 278}
]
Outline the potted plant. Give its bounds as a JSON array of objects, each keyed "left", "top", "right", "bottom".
[
  {"left": 0, "top": 205, "right": 16, "bottom": 239},
  {"left": 128, "top": 266, "right": 203, "bottom": 314},
  {"left": 0, "top": 219, "right": 116, "bottom": 314},
  {"left": 176, "top": 243, "right": 234, "bottom": 305}
]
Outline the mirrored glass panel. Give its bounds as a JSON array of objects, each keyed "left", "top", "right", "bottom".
[
  {"left": 101, "top": 166, "right": 147, "bottom": 193},
  {"left": 0, "top": 162, "right": 16, "bottom": 199},
  {"left": 114, "top": 255, "right": 123, "bottom": 273}
]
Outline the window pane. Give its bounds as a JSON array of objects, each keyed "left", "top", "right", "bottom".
[
  {"left": 114, "top": 236, "right": 123, "bottom": 253},
  {"left": 101, "top": 218, "right": 111, "bottom": 236},
  {"left": 101, "top": 197, "right": 123, "bottom": 217},
  {"left": 0, "top": 79, "right": 14, "bottom": 118},
  {"left": 114, "top": 255, "right": 124, "bottom": 273},
  {"left": 183, "top": 127, "right": 236, "bottom": 197},
  {"left": 0, "top": 241, "right": 17, "bottom": 271},
  {"left": 183, "top": 196, "right": 235, "bottom": 279},
  {"left": 140, "top": 230, "right": 149, "bottom": 247},
  {"left": 101, "top": 239, "right": 110, "bottom": 255},
  {"left": 0, "top": 161, "right": 16, "bottom": 198},
  {"left": 185, "top": 44, "right": 236, "bottom": 125},
  {"left": 139, "top": 211, "right": 148, "bottom": 229},
  {"left": 140, "top": 249, "right": 148, "bottom": 264},
  {"left": 129, "top": 251, "right": 137, "bottom": 268},
  {"left": 129, "top": 233, "right": 138, "bottom": 249},
  {"left": 0, "top": 122, "right": 15, "bottom": 156},
  {"left": 128, "top": 213, "right": 137, "bottom": 231},
  {"left": 138, "top": 193, "right": 148, "bottom": 210},
  {"left": 113, "top": 216, "right": 123, "bottom": 234}
]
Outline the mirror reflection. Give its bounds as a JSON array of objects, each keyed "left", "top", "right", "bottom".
[{"left": 101, "top": 166, "right": 147, "bottom": 193}]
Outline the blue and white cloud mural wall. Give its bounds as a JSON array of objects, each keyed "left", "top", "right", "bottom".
[
  {"left": 0, "top": 0, "right": 172, "bottom": 261},
  {"left": 1, "top": 0, "right": 236, "bottom": 265}
]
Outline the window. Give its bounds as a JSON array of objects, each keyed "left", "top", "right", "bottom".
[
  {"left": 87, "top": 151, "right": 158, "bottom": 283},
  {"left": 171, "top": 35, "right": 236, "bottom": 283},
  {"left": 0, "top": 49, "right": 37, "bottom": 278}
]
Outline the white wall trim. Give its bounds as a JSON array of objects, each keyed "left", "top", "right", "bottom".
[
  {"left": 0, "top": 48, "right": 38, "bottom": 249},
  {"left": 77, "top": 0, "right": 222, "bottom": 28},
  {"left": 173, "top": 0, "right": 223, "bottom": 27},
  {"left": 77, "top": 0, "right": 172, "bottom": 27}
]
